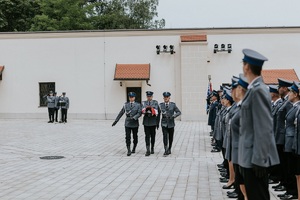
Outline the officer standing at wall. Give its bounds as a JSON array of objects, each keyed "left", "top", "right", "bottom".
[
  {"left": 208, "top": 90, "right": 219, "bottom": 136},
  {"left": 112, "top": 92, "right": 142, "bottom": 156},
  {"left": 238, "top": 49, "right": 279, "bottom": 200},
  {"left": 159, "top": 92, "right": 181, "bottom": 156},
  {"left": 142, "top": 91, "right": 161, "bottom": 156},
  {"left": 54, "top": 92, "right": 60, "bottom": 122},
  {"left": 46, "top": 91, "right": 55, "bottom": 123},
  {"left": 59, "top": 92, "right": 69, "bottom": 123}
]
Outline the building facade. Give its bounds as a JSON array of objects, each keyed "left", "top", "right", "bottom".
[{"left": 0, "top": 27, "right": 300, "bottom": 121}]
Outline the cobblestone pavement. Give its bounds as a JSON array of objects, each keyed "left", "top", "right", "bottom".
[{"left": 0, "top": 119, "right": 280, "bottom": 200}]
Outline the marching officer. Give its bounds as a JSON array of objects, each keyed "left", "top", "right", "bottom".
[
  {"left": 112, "top": 92, "right": 142, "bottom": 156},
  {"left": 46, "top": 91, "right": 55, "bottom": 123},
  {"left": 142, "top": 91, "right": 160, "bottom": 156},
  {"left": 238, "top": 49, "right": 279, "bottom": 200},
  {"left": 59, "top": 92, "right": 69, "bottom": 123},
  {"left": 159, "top": 92, "right": 181, "bottom": 156}
]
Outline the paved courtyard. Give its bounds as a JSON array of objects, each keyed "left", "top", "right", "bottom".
[{"left": 0, "top": 119, "right": 281, "bottom": 200}]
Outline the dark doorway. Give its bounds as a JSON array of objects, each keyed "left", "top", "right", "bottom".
[{"left": 126, "top": 87, "right": 142, "bottom": 103}]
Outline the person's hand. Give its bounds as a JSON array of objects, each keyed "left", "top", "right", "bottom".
[
  {"left": 112, "top": 121, "right": 117, "bottom": 126},
  {"left": 156, "top": 125, "right": 159, "bottom": 130},
  {"left": 253, "top": 164, "right": 267, "bottom": 178}
]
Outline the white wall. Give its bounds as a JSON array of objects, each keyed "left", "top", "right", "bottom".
[{"left": 0, "top": 29, "right": 299, "bottom": 120}]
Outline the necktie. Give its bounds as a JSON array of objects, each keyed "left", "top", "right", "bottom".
[
  {"left": 130, "top": 103, "right": 133, "bottom": 108},
  {"left": 166, "top": 103, "right": 169, "bottom": 109}
]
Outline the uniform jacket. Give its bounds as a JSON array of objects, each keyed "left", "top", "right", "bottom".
[
  {"left": 275, "top": 97, "right": 293, "bottom": 145},
  {"left": 159, "top": 102, "right": 181, "bottom": 128},
  {"left": 284, "top": 101, "right": 300, "bottom": 152},
  {"left": 214, "top": 106, "right": 226, "bottom": 141},
  {"left": 54, "top": 96, "right": 60, "bottom": 109},
  {"left": 115, "top": 102, "right": 142, "bottom": 128},
  {"left": 271, "top": 98, "right": 283, "bottom": 136},
  {"left": 293, "top": 107, "right": 300, "bottom": 155},
  {"left": 225, "top": 103, "right": 238, "bottom": 161},
  {"left": 142, "top": 100, "right": 161, "bottom": 126},
  {"left": 59, "top": 96, "right": 69, "bottom": 109},
  {"left": 230, "top": 104, "right": 241, "bottom": 164},
  {"left": 47, "top": 96, "right": 56, "bottom": 108},
  {"left": 238, "top": 77, "right": 279, "bottom": 168},
  {"left": 208, "top": 101, "right": 219, "bottom": 126},
  {"left": 222, "top": 105, "right": 233, "bottom": 149}
]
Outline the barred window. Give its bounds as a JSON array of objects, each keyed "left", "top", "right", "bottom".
[{"left": 39, "top": 82, "right": 55, "bottom": 107}]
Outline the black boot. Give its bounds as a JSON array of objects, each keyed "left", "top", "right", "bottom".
[
  {"left": 145, "top": 146, "right": 150, "bottom": 156},
  {"left": 151, "top": 146, "right": 154, "bottom": 154},
  {"left": 127, "top": 146, "right": 131, "bottom": 156},
  {"left": 167, "top": 147, "right": 171, "bottom": 154},
  {"left": 132, "top": 144, "right": 136, "bottom": 153},
  {"left": 164, "top": 146, "right": 169, "bottom": 156}
]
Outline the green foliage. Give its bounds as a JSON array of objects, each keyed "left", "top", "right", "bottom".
[{"left": 0, "top": 0, "right": 165, "bottom": 32}]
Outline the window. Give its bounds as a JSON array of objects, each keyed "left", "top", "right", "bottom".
[{"left": 39, "top": 82, "right": 55, "bottom": 107}]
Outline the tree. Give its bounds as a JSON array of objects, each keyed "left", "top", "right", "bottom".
[
  {"left": 0, "top": 0, "right": 40, "bottom": 32},
  {"left": 30, "top": 0, "right": 93, "bottom": 31}
]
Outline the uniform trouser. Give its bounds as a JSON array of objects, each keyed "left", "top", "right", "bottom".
[
  {"left": 233, "top": 163, "right": 244, "bottom": 200},
  {"left": 162, "top": 127, "right": 174, "bottom": 149},
  {"left": 54, "top": 108, "right": 59, "bottom": 121},
  {"left": 144, "top": 126, "right": 156, "bottom": 147},
  {"left": 240, "top": 166, "right": 269, "bottom": 200},
  {"left": 125, "top": 127, "right": 138, "bottom": 147},
  {"left": 61, "top": 108, "right": 68, "bottom": 122},
  {"left": 48, "top": 108, "right": 54, "bottom": 121},
  {"left": 269, "top": 144, "right": 284, "bottom": 182},
  {"left": 285, "top": 152, "right": 297, "bottom": 195}
]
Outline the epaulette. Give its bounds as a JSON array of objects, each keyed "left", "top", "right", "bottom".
[{"left": 253, "top": 82, "right": 260, "bottom": 87}]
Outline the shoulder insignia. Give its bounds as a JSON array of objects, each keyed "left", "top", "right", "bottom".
[{"left": 253, "top": 82, "right": 260, "bottom": 87}]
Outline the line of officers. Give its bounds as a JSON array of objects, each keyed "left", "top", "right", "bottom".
[
  {"left": 44, "top": 91, "right": 70, "bottom": 123},
  {"left": 112, "top": 91, "right": 181, "bottom": 157},
  {"left": 208, "top": 48, "right": 300, "bottom": 200}
]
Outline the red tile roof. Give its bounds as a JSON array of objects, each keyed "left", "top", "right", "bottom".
[
  {"left": 114, "top": 64, "right": 150, "bottom": 80},
  {"left": 181, "top": 35, "right": 207, "bottom": 42},
  {"left": 262, "top": 69, "right": 299, "bottom": 84}
]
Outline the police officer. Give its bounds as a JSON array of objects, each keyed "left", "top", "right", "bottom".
[
  {"left": 112, "top": 92, "right": 142, "bottom": 156},
  {"left": 208, "top": 90, "right": 219, "bottom": 136},
  {"left": 46, "top": 91, "right": 55, "bottom": 123},
  {"left": 294, "top": 82, "right": 300, "bottom": 198},
  {"left": 54, "top": 92, "right": 60, "bottom": 122},
  {"left": 159, "top": 92, "right": 181, "bottom": 156},
  {"left": 142, "top": 91, "right": 160, "bottom": 156},
  {"left": 59, "top": 92, "right": 69, "bottom": 123},
  {"left": 238, "top": 49, "right": 279, "bottom": 200},
  {"left": 273, "top": 79, "right": 293, "bottom": 194}
]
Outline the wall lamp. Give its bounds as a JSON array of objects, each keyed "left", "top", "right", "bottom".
[
  {"left": 214, "top": 44, "right": 232, "bottom": 53},
  {"left": 156, "top": 45, "right": 175, "bottom": 55}
]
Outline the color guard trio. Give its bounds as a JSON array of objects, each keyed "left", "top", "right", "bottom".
[
  {"left": 45, "top": 91, "right": 70, "bottom": 123},
  {"left": 112, "top": 91, "right": 181, "bottom": 157},
  {"left": 208, "top": 49, "right": 300, "bottom": 200}
]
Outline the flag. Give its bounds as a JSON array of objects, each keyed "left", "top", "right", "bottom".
[{"left": 206, "top": 81, "right": 212, "bottom": 114}]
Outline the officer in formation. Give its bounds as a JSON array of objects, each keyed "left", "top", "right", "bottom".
[
  {"left": 208, "top": 90, "right": 219, "bottom": 136},
  {"left": 112, "top": 91, "right": 181, "bottom": 157},
  {"left": 206, "top": 49, "right": 300, "bottom": 200},
  {"left": 54, "top": 92, "right": 59, "bottom": 122},
  {"left": 159, "top": 92, "right": 181, "bottom": 156},
  {"left": 46, "top": 91, "right": 55, "bottom": 123},
  {"left": 59, "top": 92, "right": 70, "bottom": 123},
  {"left": 141, "top": 91, "right": 160, "bottom": 156}
]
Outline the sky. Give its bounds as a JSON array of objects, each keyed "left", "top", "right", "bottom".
[{"left": 157, "top": 0, "right": 300, "bottom": 28}]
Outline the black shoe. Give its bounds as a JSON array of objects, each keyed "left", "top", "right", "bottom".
[
  {"left": 145, "top": 146, "right": 150, "bottom": 156},
  {"left": 167, "top": 149, "right": 171, "bottom": 154},
  {"left": 227, "top": 190, "right": 236, "bottom": 195},
  {"left": 211, "top": 149, "right": 221, "bottom": 153},
  {"left": 220, "top": 172, "right": 228, "bottom": 177},
  {"left": 164, "top": 146, "right": 169, "bottom": 156},
  {"left": 220, "top": 178, "right": 229, "bottom": 183},
  {"left": 275, "top": 186, "right": 286, "bottom": 191},
  {"left": 65, "top": 120, "right": 67, "bottom": 123},
  {"left": 269, "top": 179, "right": 279, "bottom": 184},
  {"left": 280, "top": 194, "right": 298, "bottom": 200},
  {"left": 278, "top": 192, "right": 288, "bottom": 198},
  {"left": 48, "top": 121, "right": 52, "bottom": 123},
  {"left": 222, "top": 182, "right": 234, "bottom": 189},
  {"left": 272, "top": 183, "right": 283, "bottom": 189},
  {"left": 151, "top": 147, "right": 154, "bottom": 154},
  {"left": 126, "top": 146, "right": 131, "bottom": 156},
  {"left": 227, "top": 192, "right": 238, "bottom": 198},
  {"left": 132, "top": 145, "right": 136, "bottom": 154},
  {"left": 218, "top": 168, "right": 226, "bottom": 172},
  {"left": 217, "top": 164, "right": 224, "bottom": 168}
]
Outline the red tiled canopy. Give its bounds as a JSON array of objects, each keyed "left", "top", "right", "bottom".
[
  {"left": 114, "top": 64, "right": 150, "bottom": 80},
  {"left": 180, "top": 35, "right": 207, "bottom": 42},
  {"left": 262, "top": 69, "right": 299, "bottom": 85}
]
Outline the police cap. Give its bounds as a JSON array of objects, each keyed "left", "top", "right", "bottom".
[
  {"left": 269, "top": 85, "right": 279, "bottom": 94},
  {"left": 278, "top": 78, "right": 293, "bottom": 88},
  {"left": 146, "top": 91, "right": 153, "bottom": 96},
  {"left": 242, "top": 49, "right": 268, "bottom": 67},
  {"left": 128, "top": 92, "right": 136, "bottom": 97},
  {"left": 163, "top": 92, "right": 171, "bottom": 97}
]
